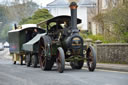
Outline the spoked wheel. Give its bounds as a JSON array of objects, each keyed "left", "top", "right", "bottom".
[
  {"left": 39, "top": 48, "right": 48, "bottom": 70},
  {"left": 31, "top": 54, "right": 38, "bottom": 68},
  {"left": 56, "top": 47, "right": 65, "bottom": 73},
  {"left": 86, "top": 46, "right": 96, "bottom": 71},
  {"left": 19, "top": 55, "right": 23, "bottom": 65},
  {"left": 70, "top": 60, "right": 84, "bottom": 69},
  {"left": 39, "top": 38, "right": 54, "bottom": 70},
  {"left": 25, "top": 54, "right": 31, "bottom": 67}
]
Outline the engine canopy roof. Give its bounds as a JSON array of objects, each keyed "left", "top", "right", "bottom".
[{"left": 37, "top": 15, "right": 82, "bottom": 26}]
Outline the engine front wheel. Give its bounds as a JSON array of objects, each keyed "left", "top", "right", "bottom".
[
  {"left": 86, "top": 46, "right": 96, "bottom": 72},
  {"left": 56, "top": 47, "right": 65, "bottom": 73}
]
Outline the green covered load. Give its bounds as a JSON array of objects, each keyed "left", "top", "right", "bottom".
[
  {"left": 22, "top": 33, "right": 46, "bottom": 53},
  {"left": 8, "top": 27, "right": 45, "bottom": 54}
]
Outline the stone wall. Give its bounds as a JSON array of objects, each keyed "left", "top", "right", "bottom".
[{"left": 95, "top": 43, "right": 128, "bottom": 64}]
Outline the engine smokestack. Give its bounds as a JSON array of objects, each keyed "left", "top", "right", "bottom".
[{"left": 69, "top": 2, "right": 78, "bottom": 32}]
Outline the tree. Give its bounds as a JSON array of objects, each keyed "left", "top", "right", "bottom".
[
  {"left": 0, "top": 6, "right": 7, "bottom": 24},
  {"left": 19, "top": 8, "right": 53, "bottom": 28},
  {"left": 0, "top": 0, "right": 39, "bottom": 41},
  {"left": 6, "top": 1, "right": 39, "bottom": 22},
  {"left": 0, "top": 5, "right": 9, "bottom": 41}
]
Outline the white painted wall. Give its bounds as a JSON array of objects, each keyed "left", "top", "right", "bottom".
[
  {"left": 49, "top": 6, "right": 88, "bottom": 30},
  {"left": 50, "top": 7, "right": 70, "bottom": 17},
  {"left": 78, "top": 6, "right": 87, "bottom": 30}
]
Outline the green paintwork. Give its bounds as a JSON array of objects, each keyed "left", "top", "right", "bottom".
[
  {"left": 8, "top": 27, "right": 45, "bottom": 54},
  {"left": 8, "top": 29, "right": 26, "bottom": 54},
  {"left": 51, "top": 42, "right": 61, "bottom": 56}
]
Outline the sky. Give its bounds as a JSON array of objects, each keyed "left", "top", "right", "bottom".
[
  {"left": 32, "top": 0, "right": 54, "bottom": 7},
  {"left": 0, "top": 0, "right": 96, "bottom": 7},
  {"left": 33, "top": 0, "right": 96, "bottom": 6},
  {"left": 0, "top": 0, "right": 55, "bottom": 7}
]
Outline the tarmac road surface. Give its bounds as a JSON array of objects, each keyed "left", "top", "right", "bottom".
[{"left": 0, "top": 48, "right": 128, "bottom": 85}]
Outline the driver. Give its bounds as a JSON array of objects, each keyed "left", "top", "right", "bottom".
[
  {"left": 63, "top": 21, "right": 70, "bottom": 37},
  {"left": 49, "top": 23, "right": 63, "bottom": 40}
]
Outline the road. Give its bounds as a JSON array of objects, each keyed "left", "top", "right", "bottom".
[{"left": 0, "top": 48, "right": 128, "bottom": 85}]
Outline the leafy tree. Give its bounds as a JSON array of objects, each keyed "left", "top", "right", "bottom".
[
  {"left": 6, "top": 1, "right": 39, "bottom": 22},
  {"left": 0, "top": 1, "right": 39, "bottom": 41},
  {"left": 19, "top": 8, "right": 53, "bottom": 28},
  {"left": 0, "top": 5, "right": 8, "bottom": 41},
  {"left": 0, "top": 6, "right": 7, "bottom": 24},
  {"left": 0, "top": 24, "right": 10, "bottom": 40}
]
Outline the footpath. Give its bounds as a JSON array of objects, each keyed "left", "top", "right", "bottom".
[
  {"left": 66, "top": 62, "right": 128, "bottom": 72},
  {"left": 95, "top": 63, "right": 128, "bottom": 72}
]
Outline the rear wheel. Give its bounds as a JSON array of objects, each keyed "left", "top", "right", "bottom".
[
  {"left": 39, "top": 38, "right": 54, "bottom": 70},
  {"left": 31, "top": 54, "right": 38, "bottom": 68},
  {"left": 70, "top": 60, "right": 84, "bottom": 69},
  {"left": 39, "top": 56, "right": 54, "bottom": 70},
  {"left": 56, "top": 47, "right": 65, "bottom": 73},
  {"left": 86, "top": 46, "right": 96, "bottom": 71}
]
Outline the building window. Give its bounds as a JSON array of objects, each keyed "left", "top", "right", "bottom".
[
  {"left": 112, "top": 0, "right": 118, "bottom": 7},
  {"left": 102, "top": 0, "right": 108, "bottom": 9}
]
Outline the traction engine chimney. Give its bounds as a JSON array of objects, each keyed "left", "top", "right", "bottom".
[{"left": 69, "top": 2, "right": 78, "bottom": 32}]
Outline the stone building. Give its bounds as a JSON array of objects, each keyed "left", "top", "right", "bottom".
[{"left": 91, "top": 0, "right": 126, "bottom": 35}]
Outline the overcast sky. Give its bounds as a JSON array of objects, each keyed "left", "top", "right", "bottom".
[
  {"left": 0, "top": 0, "right": 96, "bottom": 7},
  {"left": 33, "top": 0, "right": 54, "bottom": 6},
  {"left": 0, "top": 0, "right": 54, "bottom": 7}
]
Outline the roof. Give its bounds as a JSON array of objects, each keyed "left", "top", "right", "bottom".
[
  {"left": 8, "top": 26, "right": 45, "bottom": 33},
  {"left": 37, "top": 15, "right": 81, "bottom": 26},
  {"left": 47, "top": 0, "right": 96, "bottom": 7},
  {"left": 21, "top": 24, "right": 37, "bottom": 29},
  {"left": 79, "top": 0, "right": 96, "bottom": 6}
]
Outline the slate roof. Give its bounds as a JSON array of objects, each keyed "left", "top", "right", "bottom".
[{"left": 47, "top": 0, "right": 96, "bottom": 7}]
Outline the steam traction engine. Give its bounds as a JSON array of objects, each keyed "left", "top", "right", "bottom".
[{"left": 38, "top": 2, "right": 96, "bottom": 73}]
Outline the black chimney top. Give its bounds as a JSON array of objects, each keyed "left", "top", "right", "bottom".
[{"left": 70, "top": 2, "right": 78, "bottom": 7}]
